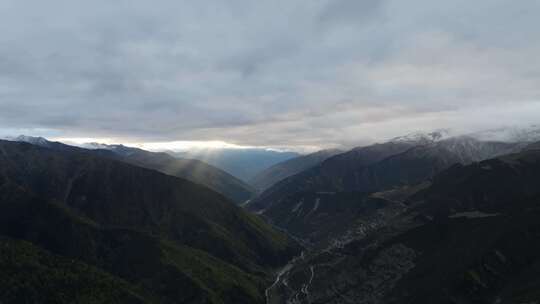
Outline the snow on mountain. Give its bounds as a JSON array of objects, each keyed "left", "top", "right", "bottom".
[
  {"left": 10, "top": 135, "right": 55, "bottom": 147},
  {"left": 389, "top": 129, "right": 450, "bottom": 145},
  {"left": 437, "top": 136, "right": 521, "bottom": 162}
]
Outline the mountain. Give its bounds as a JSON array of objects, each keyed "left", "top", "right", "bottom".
[
  {"left": 389, "top": 129, "right": 450, "bottom": 144},
  {"left": 266, "top": 143, "right": 540, "bottom": 304},
  {"left": 250, "top": 149, "right": 342, "bottom": 192},
  {"left": 173, "top": 148, "right": 300, "bottom": 182},
  {"left": 12, "top": 135, "right": 53, "bottom": 147},
  {"left": 525, "top": 141, "right": 540, "bottom": 151},
  {"left": 352, "top": 136, "right": 520, "bottom": 193},
  {"left": 256, "top": 136, "right": 521, "bottom": 250},
  {"left": 13, "top": 136, "right": 255, "bottom": 204},
  {"left": 248, "top": 141, "right": 416, "bottom": 212},
  {"left": 0, "top": 140, "right": 300, "bottom": 304},
  {"left": 92, "top": 144, "right": 255, "bottom": 204},
  {"left": 250, "top": 136, "right": 521, "bottom": 213}
]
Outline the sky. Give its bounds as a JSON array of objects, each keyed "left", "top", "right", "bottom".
[{"left": 0, "top": 0, "right": 539, "bottom": 151}]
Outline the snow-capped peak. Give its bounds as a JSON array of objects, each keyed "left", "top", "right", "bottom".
[
  {"left": 390, "top": 129, "right": 450, "bottom": 145},
  {"left": 12, "top": 135, "right": 51, "bottom": 146}
]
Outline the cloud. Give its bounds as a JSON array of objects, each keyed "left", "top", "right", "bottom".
[
  {"left": 0, "top": 0, "right": 539, "bottom": 150},
  {"left": 317, "top": 0, "right": 384, "bottom": 28}
]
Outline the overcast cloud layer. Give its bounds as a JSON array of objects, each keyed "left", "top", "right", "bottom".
[{"left": 1, "top": 0, "right": 539, "bottom": 150}]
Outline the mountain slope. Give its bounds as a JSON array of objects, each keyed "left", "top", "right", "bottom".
[
  {"left": 248, "top": 141, "right": 416, "bottom": 212},
  {"left": 267, "top": 143, "right": 540, "bottom": 304},
  {"left": 250, "top": 149, "right": 342, "bottom": 192},
  {"left": 258, "top": 136, "right": 521, "bottom": 250},
  {"left": 0, "top": 190, "right": 270, "bottom": 304},
  {"left": 251, "top": 136, "right": 520, "bottom": 213},
  {"left": 94, "top": 144, "right": 255, "bottom": 204},
  {"left": 0, "top": 236, "right": 150, "bottom": 304},
  {"left": 262, "top": 190, "right": 410, "bottom": 247},
  {"left": 348, "top": 137, "right": 518, "bottom": 193},
  {"left": 0, "top": 140, "right": 300, "bottom": 303},
  {"left": 13, "top": 136, "right": 255, "bottom": 204}
]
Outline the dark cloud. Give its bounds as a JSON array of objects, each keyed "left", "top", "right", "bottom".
[{"left": 0, "top": 0, "right": 539, "bottom": 150}]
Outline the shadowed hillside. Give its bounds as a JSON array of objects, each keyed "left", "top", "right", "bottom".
[
  {"left": 251, "top": 149, "right": 342, "bottom": 192},
  {"left": 14, "top": 136, "right": 255, "bottom": 205},
  {"left": 0, "top": 140, "right": 300, "bottom": 304},
  {"left": 265, "top": 143, "right": 540, "bottom": 304}
]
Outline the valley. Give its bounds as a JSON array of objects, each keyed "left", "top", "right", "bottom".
[
  {"left": 2, "top": 131, "right": 540, "bottom": 303},
  {"left": 2, "top": 1, "right": 539, "bottom": 302}
]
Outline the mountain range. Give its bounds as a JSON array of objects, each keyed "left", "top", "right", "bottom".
[
  {"left": 0, "top": 140, "right": 300, "bottom": 304},
  {"left": 248, "top": 135, "right": 522, "bottom": 213},
  {"left": 3, "top": 128, "right": 540, "bottom": 304},
  {"left": 265, "top": 140, "right": 540, "bottom": 304},
  {"left": 13, "top": 136, "right": 255, "bottom": 205}
]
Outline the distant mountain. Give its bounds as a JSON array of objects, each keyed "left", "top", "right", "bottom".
[
  {"left": 173, "top": 148, "right": 300, "bottom": 182},
  {"left": 250, "top": 135, "right": 521, "bottom": 213},
  {"left": 389, "top": 129, "right": 450, "bottom": 144},
  {"left": 267, "top": 142, "right": 540, "bottom": 304},
  {"left": 0, "top": 140, "right": 300, "bottom": 304},
  {"left": 354, "top": 136, "right": 520, "bottom": 193},
  {"left": 12, "top": 135, "right": 53, "bottom": 147},
  {"left": 92, "top": 144, "right": 255, "bottom": 204},
  {"left": 13, "top": 136, "right": 255, "bottom": 204},
  {"left": 526, "top": 141, "right": 540, "bottom": 151},
  {"left": 250, "top": 149, "right": 342, "bottom": 192}
]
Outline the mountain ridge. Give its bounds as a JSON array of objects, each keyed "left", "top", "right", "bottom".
[
  {"left": 249, "top": 136, "right": 522, "bottom": 213},
  {"left": 11, "top": 136, "right": 255, "bottom": 204},
  {"left": 250, "top": 149, "right": 342, "bottom": 192}
]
